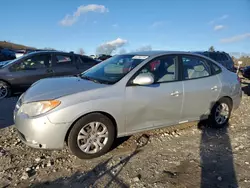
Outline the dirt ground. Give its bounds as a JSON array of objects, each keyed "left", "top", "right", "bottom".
[{"left": 0, "top": 80, "right": 250, "bottom": 188}]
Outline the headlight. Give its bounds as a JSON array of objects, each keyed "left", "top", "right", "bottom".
[
  {"left": 16, "top": 94, "right": 23, "bottom": 108},
  {"left": 19, "top": 100, "right": 61, "bottom": 117}
]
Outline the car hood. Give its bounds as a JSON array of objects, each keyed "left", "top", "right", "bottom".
[{"left": 22, "top": 76, "right": 109, "bottom": 103}]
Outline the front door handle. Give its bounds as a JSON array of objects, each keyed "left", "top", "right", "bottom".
[
  {"left": 211, "top": 86, "right": 218, "bottom": 91},
  {"left": 171, "top": 91, "right": 181, "bottom": 97}
]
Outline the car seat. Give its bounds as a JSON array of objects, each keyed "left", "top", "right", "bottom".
[
  {"left": 157, "top": 57, "right": 176, "bottom": 82},
  {"left": 189, "top": 65, "right": 209, "bottom": 79}
]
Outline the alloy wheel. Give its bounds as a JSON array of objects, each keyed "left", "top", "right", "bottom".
[
  {"left": 0, "top": 84, "right": 8, "bottom": 99},
  {"left": 77, "top": 122, "right": 109, "bottom": 154},
  {"left": 215, "top": 103, "right": 229, "bottom": 125}
]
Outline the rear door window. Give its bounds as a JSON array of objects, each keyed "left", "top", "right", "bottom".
[
  {"left": 182, "top": 55, "right": 211, "bottom": 80},
  {"left": 55, "top": 54, "right": 73, "bottom": 66},
  {"left": 52, "top": 53, "right": 77, "bottom": 76}
]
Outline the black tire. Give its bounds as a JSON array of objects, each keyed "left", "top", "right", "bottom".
[
  {"left": 68, "top": 113, "right": 116, "bottom": 159},
  {"left": 0, "top": 81, "right": 11, "bottom": 99},
  {"left": 209, "top": 97, "right": 232, "bottom": 128}
]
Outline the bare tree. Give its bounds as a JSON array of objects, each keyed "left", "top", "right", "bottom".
[
  {"left": 209, "top": 46, "right": 215, "bottom": 52},
  {"left": 78, "top": 48, "right": 85, "bottom": 55},
  {"left": 43, "top": 47, "right": 55, "bottom": 50},
  {"left": 134, "top": 45, "right": 152, "bottom": 52}
]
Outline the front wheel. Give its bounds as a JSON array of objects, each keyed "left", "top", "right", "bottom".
[
  {"left": 0, "top": 81, "right": 11, "bottom": 99},
  {"left": 67, "top": 113, "right": 116, "bottom": 159},
  {"left": 209, "top": 98, "right": 232, "bottom": 128}
]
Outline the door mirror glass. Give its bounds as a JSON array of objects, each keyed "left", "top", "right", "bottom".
[{"left": 133, "top": 73, "right": 154, "bottom": 85}]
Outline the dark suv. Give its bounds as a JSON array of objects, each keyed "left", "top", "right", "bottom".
[
  {"left": 194, "top": 51, "right": 234, "bottom": 72},
  {"left": 0, "top": 48, "right": 16, "bottom": 62},
  {"left": 242, "top": 66, "right": 250, "bottom": 79},
  {"left": 0, "top": 51, "right": 99, "bottom": 99}
]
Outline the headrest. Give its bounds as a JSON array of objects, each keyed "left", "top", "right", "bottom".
[{"left": 194, "top": 65, "right": 205, "bottom": 72}]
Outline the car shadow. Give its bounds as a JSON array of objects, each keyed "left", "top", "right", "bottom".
[
  {"left": 0, "top": 95, "right": 20, "bottom": 129},
  {"left": 31, "top": 136, "right": 149, "bottom": 188},
  {"left": 110, "top": 136, "right": 131, "bottom": 151},
  {"left": 198, "top": 120, "right": 238, "bottom": 188}
]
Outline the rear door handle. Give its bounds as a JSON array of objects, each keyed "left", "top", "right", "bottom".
[
  {"left": 171, "top": 91, "right": 181, "bottom": 97},
  {"left": 211, "top": 86, "right": 218, "bottom": 91}
]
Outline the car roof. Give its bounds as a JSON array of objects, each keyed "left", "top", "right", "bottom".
[
  {"left": 125, "top": 50, "right": 169, "bottom": 56},
  {"left": 28, "top": 51, "right": 80, "bottom": 55},
  {"left": 123, "top": 50, "right": 209, "bottom": 57},
  {"left": 121, "top": 50, "right": 224, "bottom": 66},
  {"left": 27, "top": 51, "right": 97, "bottom": 59},
  {"left": 192, "top": 51, "right": 228, "bottom": 54},
  {"left": 27, "top": 51, "right": 58, "bottom": 55}
]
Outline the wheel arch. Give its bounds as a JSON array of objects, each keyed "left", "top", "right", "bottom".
[
  {"left": 64, "top": 111, "right": 118, "bottom": 143},
  {"left": 218, "top": 96, "right": 233, "bottom": 108},
  {"left": 0, "top": 79, "right": 11, "bottom": 87},
  {"left": 0, "top": 79, "right": 12, "bottom": 98},
  {"left": 207, "top": 96, "right": 233, "bottom": 116}
]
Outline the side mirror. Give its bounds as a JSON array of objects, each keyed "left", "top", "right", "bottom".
[{"left": 133, "top": 73, "right": 154, "bottom": 85}]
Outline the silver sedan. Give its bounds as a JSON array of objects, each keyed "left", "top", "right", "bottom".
[{"left": 14, "top": 51, "right": 242, "bottom": 159}]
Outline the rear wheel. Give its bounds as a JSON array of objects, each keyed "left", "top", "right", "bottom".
[
  {"left": 209, "top": 98, "right": 232, "bottom": 128},
  {"left": 0, "top": 81, "right": 11, "bottom": 99},
  {"left": 67, "top": 113, "right": 115, "bottom": 159}
]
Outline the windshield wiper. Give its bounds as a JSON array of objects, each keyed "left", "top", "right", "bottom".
[
  {"left": 80, "top": 75, "right": 113, "bottom": 85},
  {"left": 80, "top": 75, "right": 100, "bottom": 83}
]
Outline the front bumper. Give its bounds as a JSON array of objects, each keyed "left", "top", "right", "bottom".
[{"left": 14, "top": 112, "right": 71, "bottom": 150}]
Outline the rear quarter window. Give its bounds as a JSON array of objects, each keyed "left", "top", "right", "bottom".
[{"left": 211, "top": 62, "right": 222, "bottom": 75}]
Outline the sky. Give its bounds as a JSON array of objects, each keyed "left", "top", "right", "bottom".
[{"left": 0, "top": 0, "right": 250, "bottom": 55}]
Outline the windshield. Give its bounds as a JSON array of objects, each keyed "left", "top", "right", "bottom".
[{"left": 80, "top": 54, "right": 149, "bottom": 84}]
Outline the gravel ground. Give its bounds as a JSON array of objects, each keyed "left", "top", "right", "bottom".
[{"left": 0, "top": 81, "right": 250, "bottom": 188}]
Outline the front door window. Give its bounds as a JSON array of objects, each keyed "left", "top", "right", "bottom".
[
  {"left": 136, "top": 55, "right": 178, "bottom": 83},
  {"left": 11, "top": 54, "right": 51, "bottom": 71}
]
